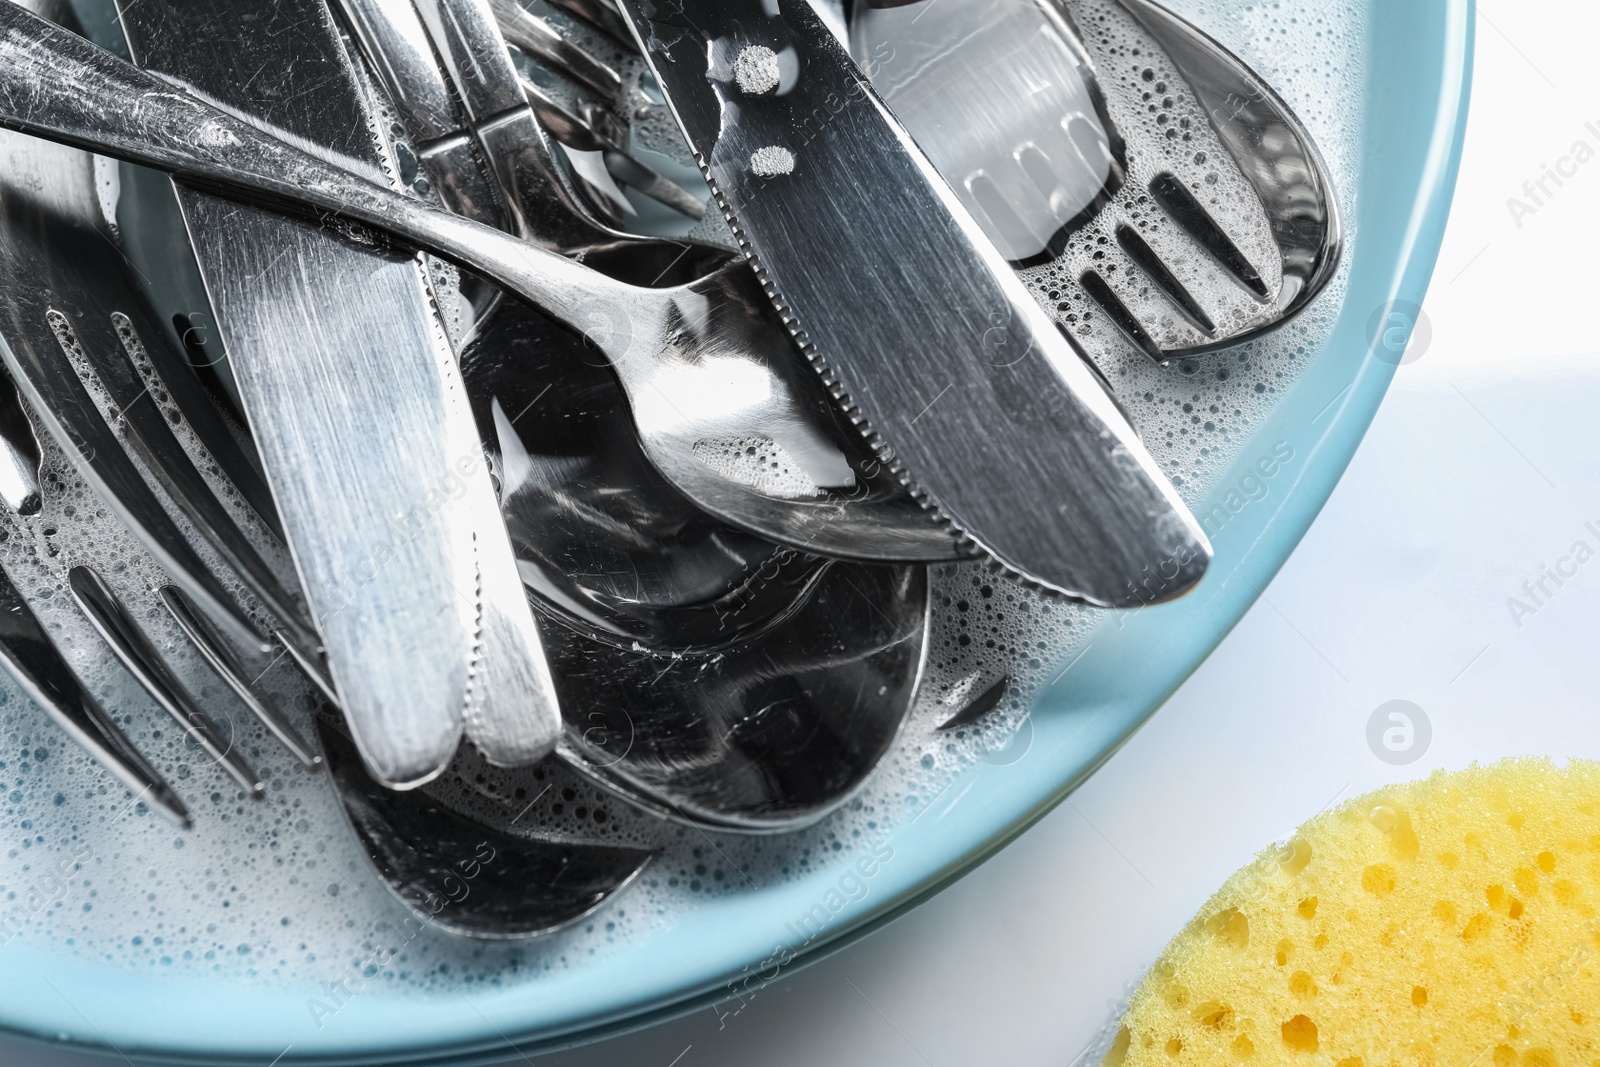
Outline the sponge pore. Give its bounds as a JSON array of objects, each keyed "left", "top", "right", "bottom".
[{"left": 1107, "top": 759, "right": 1600, "bottom": 1066}]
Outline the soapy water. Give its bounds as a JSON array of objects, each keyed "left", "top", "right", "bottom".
[{"left": 0, "top": 0, "right": 1363, "bottom": 1013}]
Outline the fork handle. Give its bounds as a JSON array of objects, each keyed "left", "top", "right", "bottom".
[{"left": 0, "top": 1, "right": 641, "bottom": 346}]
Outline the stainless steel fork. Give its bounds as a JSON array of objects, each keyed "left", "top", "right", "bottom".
[
  {"left": 0, "top": 558, "right": 192, "bottom": 828},
  {"left": 482, "top": 0, "right": 707, "bottom": 220}
]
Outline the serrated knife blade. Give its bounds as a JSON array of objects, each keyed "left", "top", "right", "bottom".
[{"left": 615, "top": 0, "right": 1210, "bottom": 605}]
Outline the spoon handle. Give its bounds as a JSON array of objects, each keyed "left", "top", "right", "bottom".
[{"left": 0, "top": 2, "right": 635, "bottom": 336}]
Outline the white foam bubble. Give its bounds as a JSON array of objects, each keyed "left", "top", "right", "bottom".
[
  {"left": 734, "top": 45, "right": 782, "bottom": 96},
  {"left": 691, "top": 434, "right": 822, "bottom": 498},
  {"left": 749, "top": 145, "right": 796, "bottom": 178}
]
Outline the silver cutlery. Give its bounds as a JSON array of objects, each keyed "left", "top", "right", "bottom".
[
  {"left": 0, "top": 116, "right": 332, "bottom": 818},
  {"left": 364, "top": 1, "right": 958, "bottom": 580},
  {"left": 0, "top": 135, "right": 280, "bottom": 659},
  {"left": 1110, "top": 0, "right": 1341, "bottom": 345},
  {"left": 0, "top": 0, "right": 1347, "bottom": 953},
  {"left": 547, "top": 559, "right": 928, "bottom": 832},
  {"left": 848, "top": 0, "right": 1341, "bottom": 362},
  {"left": 0, "top": 5, "right": 966, "bottom": 567},
  {"left": 407, "top": 0, "right": 652, "bottom": 246},
  {"left": 0, "top": 0, "right": 1324, "bottom": 940},
  {"left": 335, "top": 0, "right": 614, "bottom": 261},
  {"left": 616, "top": 0, "right": 1209, "bottom": 605},
  {"left": 482, "top": 0, "right": 707, "bottom": 220},
  {"left": 0, "top": 108, "right": 343, "bottom": 720},
  {"left": 0, "top": 560, "right": 191, "bottom": 827},
  {"left": 466, "top": 300, "right": 841, "bottom": 649},
  {"left": 97, "top": 0, "right": 679, "bottom": 901},
  {"left": 317, "top": 715, "right": 657, "bottom": 938},
  {"left": 160, "top": 585, "right": 321, "bottom": 770},
  {"left": 352, "top": 0, "right": 932, "bottom": 828},
  {"left": 335, "top": 0, "right": 606, "bottom": 237},
  {"left": 0, "top": 101, "right": 326, "bottom": 810},
  {"left": 0, "top": 369, "right": 41, "bottom": 515},
  {"left": 117, "top": 0, "right": 562, "bottom": 787},
  {"left": 50, "top": 304, "right": 323, "bottom": 664},
  {"left": 68, "top": 564, "right": 265, "bottom": 798},
  {"left": 490, "top": 0, "right": 621, "bottom": 99}
]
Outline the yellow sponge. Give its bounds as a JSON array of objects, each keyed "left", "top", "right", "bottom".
[{"left": 1106, "top": 759, "right": 1600, "bottom": 1066}]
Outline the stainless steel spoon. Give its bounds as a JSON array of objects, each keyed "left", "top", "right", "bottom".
[
  {"left": 0, "top": 4, "right": 964, "bottom": 567},
  {"left": 317, "top": 716, "right": 657, "bottom": 939},
  {"left": 545, "top": 558, "right": 929, "bottom": 832},
  {"left": 466, "top": 302, "right": 933, "bottom": 831}
]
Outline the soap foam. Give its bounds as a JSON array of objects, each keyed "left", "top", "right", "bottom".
[{"left": 0, "top": 0, "right": 1365, "bottom": 1009}]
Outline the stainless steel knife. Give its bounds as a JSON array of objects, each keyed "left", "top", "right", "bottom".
[
  {"left": 117, "top": 0, "right": 558, "bottom": 785},
  {"left": 614, "top": 0, "right": 1211, "bottom": 605}
]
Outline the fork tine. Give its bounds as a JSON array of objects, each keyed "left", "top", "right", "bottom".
[
  {"left": 0, "top": 563, "right": 191, "bottom": 828},
  {"left": 514, "top": 75, "right": 706, "bottom": 219},
  {"left": 147, "top": 314, "right": 286, "bottom": 545},
  {"left": 1, "top": 318, "right": 273, "bottom": 656},
  {"left": 46, "top": 306, "right": 345, "bottom": 730},
  {"left": 542, "top": 0, "right": 633, "bottom": 46},
  {"left": 273, "top": 629, "right": 340, "bottom": 706},
  {"left": 69, "top": 565, "right": 265, "bottom": 798},
  {"left": 490, "top": 0, "right": 622, "bottom": 99},
  {"left": 92, "top": 313, "right": 324, "bottom": 659},
  {"left": 1078, "top": 269, "right": 1168, "bottom": 365},
  {"left": 1148, "top": 173, "right": 1269, "bottom": 300},
  {"left": 517, "top": 73, "right": 609, "bottom": 151},
  {"left": 160, "top": 586, "right": 322, "bottom": 770},
  {"left": 601, "top": 150, "right": 707, "bottom": 220}
]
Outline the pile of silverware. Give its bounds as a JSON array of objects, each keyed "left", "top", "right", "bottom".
[{"left": 0, "top": 0, "right": 1338, "bottom": 936}]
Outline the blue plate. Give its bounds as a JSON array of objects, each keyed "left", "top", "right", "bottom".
[{"left": 0, "top": 0, "right": 1472, "bottom": 1061}]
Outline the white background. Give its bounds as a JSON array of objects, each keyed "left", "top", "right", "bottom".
[{"left": 6, "top": 0, "right": 1600, "bottom": 1063}]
